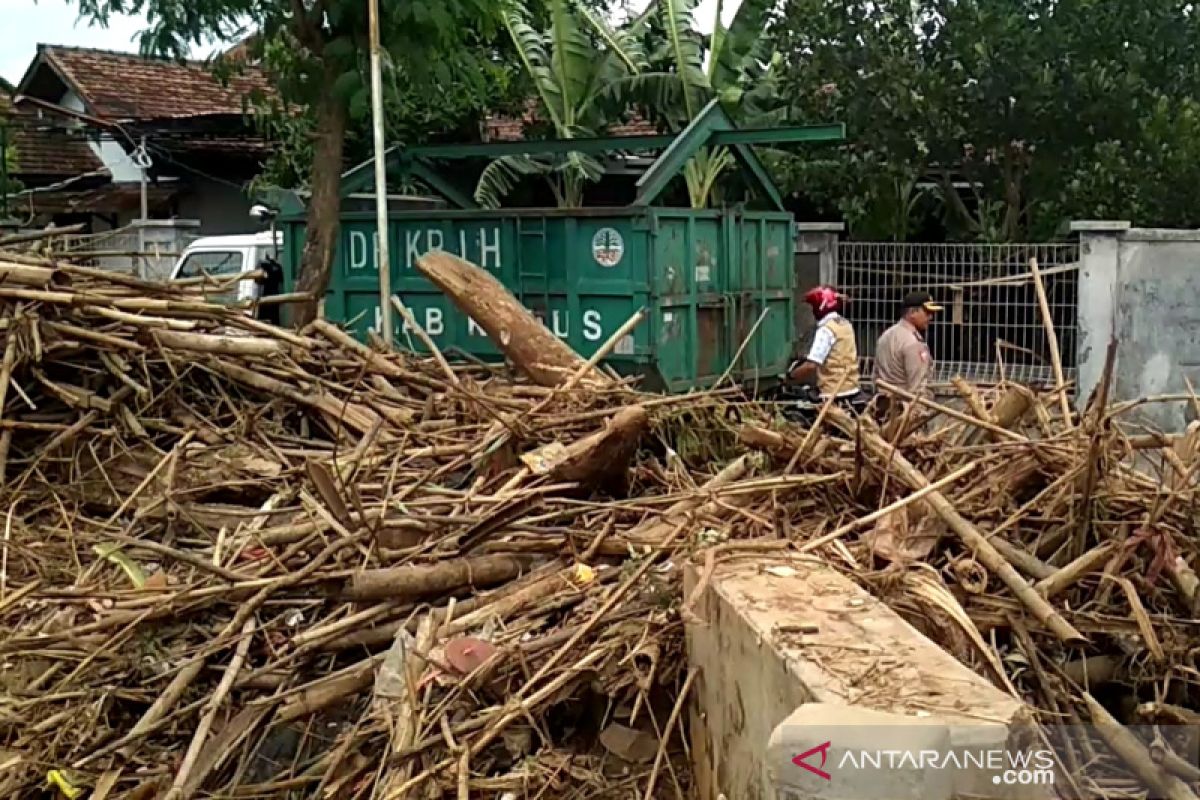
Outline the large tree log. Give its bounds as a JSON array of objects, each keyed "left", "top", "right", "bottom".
[
  {"left": 416, "top": 251, "right": 609, "bottom": 388},
  {"left": 521, "top": 405, "right": 649, "bottom": 492}
]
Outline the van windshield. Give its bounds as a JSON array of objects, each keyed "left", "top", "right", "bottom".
[{"left": 176, "top": 250, "right": 244, "bottom": 279}]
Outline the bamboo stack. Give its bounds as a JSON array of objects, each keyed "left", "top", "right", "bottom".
[{"left": 1, "top": 247, "right": 1199, "bottom": 798}]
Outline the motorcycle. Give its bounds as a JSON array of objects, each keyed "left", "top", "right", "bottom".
[{"left": 760, "top": 379, "right": 873, "bottom": 426}]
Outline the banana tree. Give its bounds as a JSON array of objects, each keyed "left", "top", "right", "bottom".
[
  {"left": 632, "top": 0, "right": 784, "bottom": 207},
  {"left": 474, "top": 0, "right": 650, "bottom": 208}
]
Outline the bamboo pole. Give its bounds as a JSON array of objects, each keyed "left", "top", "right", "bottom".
[
  {"left": 1029, "top": 257, "right": 1073, "bottom": 428},
  {"left": 826, "top": 406, "right": 1086, "bottom": 645}
]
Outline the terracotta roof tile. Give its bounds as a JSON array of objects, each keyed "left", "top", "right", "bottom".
[
  {"left": 1, "top": 88, "right": 105, "bottom": 179},
  {"left": 41, "top": 45, "right": 273, "bottom": 121},
  {"left": 484, "top": 103, "right": 657, "bottom": 142},
  {"left": 23, "top": 182, "right": 176, "bottom": 216}
]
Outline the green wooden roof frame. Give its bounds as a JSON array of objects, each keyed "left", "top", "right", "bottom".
[{"left": 333, "top": 99, "right": 845, "bottom": 212}]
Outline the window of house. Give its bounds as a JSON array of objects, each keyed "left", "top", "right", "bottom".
[{"left": 175, "top": 250, "right": 245, "bottom": 279}]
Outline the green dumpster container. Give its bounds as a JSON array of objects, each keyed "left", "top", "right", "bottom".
[
  {"left": 279, "top": 100, "right": 845, "bottom": 392},
  {"left": 282, "top": 207, "right": 795, "bottom": 392}
]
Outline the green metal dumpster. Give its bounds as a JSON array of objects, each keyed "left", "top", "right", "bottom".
[
  {"left": 282, "top": 207, "right": 794, "bottom": 391},
  {"left": 280, "top": 100, "right": 844, "bottom": 392}
]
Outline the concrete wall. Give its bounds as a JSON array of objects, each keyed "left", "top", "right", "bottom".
[
  {"left": 60, "top": 90, "right": 143, "bottom": 183},
  {"left": 793, "top": 223, "right": 843, "bottom": 358},
  {"left": 175, "top": 174, "right": 254, "bottom": 235},
  {"left": 1075, "top": 222, "right": 1200, "bottom": 432}
]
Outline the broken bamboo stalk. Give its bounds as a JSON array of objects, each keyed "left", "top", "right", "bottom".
[
  {"left": 826, "top": 406, "right": 1086, "bottom": 645},
  {"left": 387, "top": 296, "right": 461, "bottom": 388},
  {"left": 149, "top": 329, "right": 288, "bottom": 357},
  {"left": 0, "top": 262, "right": 64, "bottom": 288},
  {"left": 166, "top": 619, "right": 254, "bottom": 800},
  {"left": 799, "top": 461, "right": 979, "bottom": 553},
  {"left": 341, "top": 555, "right": 537, "bottom": 602},
  {"left": 875, "top": 380, "right": 1026, "bottom": 442},
  {"left": 1083, "top": 692, "right": 1200, "bottom": 800},
  {"left": 1035, "top": 541, "right": 1116, "bottom": 600},
  {"left": 1029, "top": 257, "right": 1073, "bottom": 428}
]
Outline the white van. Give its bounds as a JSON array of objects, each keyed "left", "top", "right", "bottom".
[{"left": 170, "top": 231, "right": 282, "bottom": 305}]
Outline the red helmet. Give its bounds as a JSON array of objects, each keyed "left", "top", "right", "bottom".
[{"left": 803, "top": 285, "right": 845, "bottom": 316}]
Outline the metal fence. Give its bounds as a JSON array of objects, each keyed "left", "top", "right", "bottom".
[
  {"left": 834, "top": 242, "right": 1080, "bottom": 388},
  {"left": 54, "top": 224, "right": 200, "bottom": 280}
]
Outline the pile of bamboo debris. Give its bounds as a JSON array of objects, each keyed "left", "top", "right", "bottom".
[
  {"left": 0, "top": 250, "right": 822, "bottom": 799},
  {"left": 1, "top": 246, "right": 1199, "bottom": 799}
]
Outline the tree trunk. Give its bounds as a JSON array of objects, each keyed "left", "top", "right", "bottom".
[
  {"left": 416, "top": 251, "right": 609, "bottom": 388},
  {"left": 292, "top": 63, "right": 348, "bottom": 329},
  {"left": 546, "top": 405, "right": 649, "bottom": 492}
]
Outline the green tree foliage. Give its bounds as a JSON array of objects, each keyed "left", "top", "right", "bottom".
[
  {"left": 473, "top": 0, "right": 650, "bottom": 208},
  {"left": 633, "top": 0, "right": 784, "bottom": 207},
  {"left": 0, "top": 131, "right": 19, "bottom": 203},
  {"left": 486, "top": 0, "right": 785, "bottom": 209},
  {"left": 73, "top": 0, "right": 503, "bottom": 324},
  {"left": 250, "top": 23, "right": 525, "bottom": 194},
  {"left": 774, "top": 0, "right": 1200, "bottom": 241}
]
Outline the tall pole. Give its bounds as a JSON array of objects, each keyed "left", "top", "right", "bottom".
[
  {"left": 139, "top": 136, "right": 149, "bottom": 221},
  {"left": 368, "top": 0, "right": 393, "bottom": 344},
  {"left": 0, "top": 124, "right": 9, "bottom": 218}
]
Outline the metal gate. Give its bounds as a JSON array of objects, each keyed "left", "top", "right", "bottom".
[{"left": 834, "top": 242, "right": 1080, "bottom": 388}]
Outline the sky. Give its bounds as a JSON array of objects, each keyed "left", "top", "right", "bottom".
[{"left": 2, "top": 0, "right": 738, "bottom": 87}]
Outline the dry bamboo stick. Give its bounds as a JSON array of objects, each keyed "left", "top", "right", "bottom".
[
  {"left": 388, "top": 296, "right": 461, "bottom": 388},
  {"left": 113, "top": 658, "right": 207, "bottom": 761},
  {"left": 875, "top": 380, "right": 1026, "bottom": 441},
  {"left": 827, "top": 407, "right": 1085, "bottom": 645},
  {"left": 1083, "top": 693, "right": 1199, "bottom": 800},
  {"left": 1029, "top": 257, "right": 1073, "bottom": 428},
  {"left": 341, "top": 555, "right": 536, "bottom": 602},
  {"left": 1035, "top": 541, "right": 1116, "bottom": 600},
  {"left": 799, "top": 461, "right": 978, "bottom": 552},
  {"left": 0, "top": 262, "right": 61, "bottom": 288},
  {"left": 150, "top": 329, "right": 288, "bottom": 357},
  {"left": 166, "top": 619, "right": 255, "bottom": 800}
]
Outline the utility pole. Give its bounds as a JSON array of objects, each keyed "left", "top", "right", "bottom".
[
  {"left": 0, "top": 123, "right": 9, "bottom": 219},
  {"left": 139, "top": 136, "right": 149, "bottom": 221},
  {"left": 367, "top": 0, "right": 393, "bottom": 344}
]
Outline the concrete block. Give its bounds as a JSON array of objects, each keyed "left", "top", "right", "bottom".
[
  {"left": 685, "top": 555, "right": 1030, "bottom": 800},
  {"left": 768, "top": 703, "right": 953, "bottom": 800}
]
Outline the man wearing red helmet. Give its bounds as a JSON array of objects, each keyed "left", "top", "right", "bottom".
[{"left": 788, "top": 285, "right": 862, "bottom": 402}]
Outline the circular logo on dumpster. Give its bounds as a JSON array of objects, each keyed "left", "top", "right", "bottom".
[{"left": 592, "top": 228, "right": 625, "bottom": 268}]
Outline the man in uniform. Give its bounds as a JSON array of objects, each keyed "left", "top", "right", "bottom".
[
  {"left": 873, "top": 290, "right": 942, "bottom": 397},
  {"left": 789, "top": 285, "right": 863, "bottom": 405}
]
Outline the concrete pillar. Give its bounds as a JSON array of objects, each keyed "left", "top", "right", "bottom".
[
  {"left": 684, "top": 555, "right": 1031, "bottom": 800},
  {"left": 794, "top": 223, "right": 845, "bottom": 346},
  {"left": 794, "top": 222, "right": 844, "bottom": 288},
  {"left": 768, "top": 704, "right": 954, "bottom": 800},
  {"left": 1070, "top": 220, "right": 1128, "bottom": 409},
  {"left": 131, "top": 218, "right": 201, "bottom": 281}
]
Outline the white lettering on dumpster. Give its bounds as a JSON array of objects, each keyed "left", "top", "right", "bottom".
[
  {"left": 479, "top": 228, "right": 501, "bottom": 270},
  {"left": 401, "top": 307, "right": 444, "bottom": 336},
  {"left": 401, "top": 227, "right": 503, "bottom": 271},
  {"left": 371, "top": 299, "right": 605, "bottom": 345},
  {"left": 583, "top": 310, "right": 603, "bottom": 342},
  {"left": 350, "top": 227, "right": 503, "bottom": 271},
  {"left": 348, "top": 230, "right": 380, "bottom": 271}
]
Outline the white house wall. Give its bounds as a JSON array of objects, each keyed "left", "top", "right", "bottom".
[{"left": 60, "top": 90, "right": 143, "bottom": 182}]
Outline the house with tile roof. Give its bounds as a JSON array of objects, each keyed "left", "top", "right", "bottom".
[{"left": 7, "top": 44, "right": 273, "bottom": 233}]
